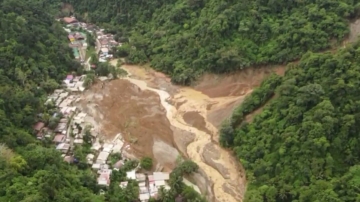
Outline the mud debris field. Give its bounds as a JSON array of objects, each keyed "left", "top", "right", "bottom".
[{"left": 77, "top": 60, "right": 285, "bottom": 202}]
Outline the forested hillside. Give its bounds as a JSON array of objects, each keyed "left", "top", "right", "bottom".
[
  {"left": 0, "top": 0, "right": 102, "bottom": 200},
  {"left": 54, "top": 0, "right": 360, "bottom": 84},
  {"left": 220, "top": 41, "right": 360, "bottom": 201},
  {"left": 0, "top": 1, "right": 207, "bottom": 201}
]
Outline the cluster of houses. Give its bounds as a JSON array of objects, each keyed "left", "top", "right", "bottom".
[
  {"left": 62, "top": 74, "right": 86, "bottom": 92},
  {"left": 124, "top": 170, "right": 171, "bottom": 201},
  {"left": 62, "top": 16, "right": 120, "bottom": 65},
  {"left": 87, "top": 140, "right": 124, "bottom": 186},
  {"left": 96, "top": 29, "right": 117, "bottom": 63},
  {"left": 62, "top": 17, "right": 87, "bottom": 62},
  {"left": 34, "top": 18, "right": 180, "bottom": 201}
]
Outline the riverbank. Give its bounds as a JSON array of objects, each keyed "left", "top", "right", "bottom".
[{"left": 82, "top": 60, "right": 283, "bottom": 201}]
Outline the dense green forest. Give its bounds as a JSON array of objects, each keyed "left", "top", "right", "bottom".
[
  {"left": 0, "top": 0, "right": 206, "bottom": 201},
  {"left": 52, "top": 0, "right": 360, "bottom": 84},
  {"left": 0, "top": 0, "right": 100, "bottom": 200},
  {"left": 220, "top": 41, "right": 360, "bottom": 201}
]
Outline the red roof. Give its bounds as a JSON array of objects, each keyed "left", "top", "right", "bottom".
[
  {"left": 33, "top": 122, "right": 45, "bottom": 131},
  {"left": 53, "top": 134, "right": 66, "bottom": 143},
  {"left": 100, "top": 40, "right": 108, "bottom": 45},
  {"left": 63, "top": 17, "right": 77, "bottom": 24},
  {"left": 66, "top": 75, "right": 74, "bottom": 80}
]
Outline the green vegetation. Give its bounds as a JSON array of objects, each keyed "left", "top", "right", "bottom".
[
  {"left": 54, "top": 0, "right": 359, "bottom": 84},
  {"left": 220, "top": 74, "right": 282, "bottom": 147},
  {"left": 140, "top": 156, "right": 153, "bottom": 170},
  {"left": 155, "top": 160, "right": 205, "bottom": 202},
  {"left": 0, "top": 1, "right": 204, "bottom": 196},
  {"left": 220, "top": 41, "right": 360, "bottom": 201}
]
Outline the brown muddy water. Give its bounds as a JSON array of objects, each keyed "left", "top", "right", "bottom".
[{"left": 77, "top": 59, "right": 285, "bottom": 202}]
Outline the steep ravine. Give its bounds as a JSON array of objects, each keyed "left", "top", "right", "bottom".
[{"left": 111, "top": 60, "right": 246, "bottom": 202}]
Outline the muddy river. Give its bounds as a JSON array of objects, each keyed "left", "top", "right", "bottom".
[
  {"left": 121, "top": 63, "right": 247, "bottom": 202},
  {"left": 78, "top": 59, "right": 284, "bottom": 202}
]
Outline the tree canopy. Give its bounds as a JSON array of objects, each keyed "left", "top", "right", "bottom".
[
  {"left": 53, "top": 0, "right": 360, "bottom": 84},
  {"left": 0, "top": 0, "right": 101, "bottom": 200},
  {"left": 222, "top": 41, "right": 360, "bottom": 201}
]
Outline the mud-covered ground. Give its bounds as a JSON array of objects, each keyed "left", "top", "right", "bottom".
[
  {"left": 78, "top": 61, "right": 285, "bottom": 202},
  {"left": 76, "top": 79, "right": 178, "bottom": 169}
]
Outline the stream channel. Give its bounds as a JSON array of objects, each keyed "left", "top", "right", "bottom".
[{"left": 111, "top": 60, "right": 246, "bottom": 202}]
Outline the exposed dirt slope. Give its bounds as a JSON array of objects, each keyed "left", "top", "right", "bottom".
[{"left": 76, "top": 79, "right": 178, "bottom": 169}]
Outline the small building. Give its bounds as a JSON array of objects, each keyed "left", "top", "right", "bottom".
[
  {"left": 74, "top": 32, "right": 85, "bottom": 40},
  {"left": 126, "top": 170, "right": 136, "bottom": 180},
  {"left": 96, "top": 151, "right": 110, "bottom": 164},
  {"left": 63, "top": 17, "right": 77, "bottom": 24},
  {"left": 68, "top": 34, "right": 75, "bottom": 42},
  {"left": 53, "top": 134, "right": 66, "bottom": 144},
  {"left": 139, "top": 193, "right": 150, "bottom": 201},
  {"left": 55, "top": 122, "right": 67, "bottom": 133},
  {"left": 92, "top": 163, "right": 101, "bottom": 170},
  {"left": 153, "top": 172, "right": 170, "bottom": 181},
  {"left": 64, "top": 156, "right": 73, "bottom": 163},
  {"left": 66, "top": 74, "right": 74, "bottom": 81},
  {"left": 113, "top": 160, "right": 124, "bottom": 169},
  {"left": 33, "top": 122, "right": 45, "bottom": 131},
  {"left": 36, "top": 127, "right": 48, "bottom": 140},
  {"left": 56, "top": 143, "right": 70, "bottom": 153},
  {"left": 91, "top": 142, "right": 102, "bottom": 151},
  {"left": 101, "top": 48, "right": 109, "bottom": 54},
  {"left": 120, "top": 181, "right": 128, "bottom": 188},
  {"left": 136, "top": 173, "right": 146, "bottom": 182},
  {"left": 86, "top": 154, "right": 95, "bottom": 164},
  {"left": 74, "top": 139, "right": 84, "bottom": 144},
  {"left": 97, "top": 169, "right": 112, "bottom": 186}
]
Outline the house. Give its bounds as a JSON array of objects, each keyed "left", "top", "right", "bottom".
[
  {"left": 96, "top": 151, "right": 110, "bottom": 164},
  {"left": 97, "top": 169, "right": 112, "bottom": 186},
  {"left": 64, "top": 156, "right": 73, "bottom": 163},
  {"left": 100, "top": 39, "right": 109, "bottom": 47},
  {"left": 86, "top": 154, "right": 95, "bottom": 164},
  {"left": 53, "top": 134, "right": 66, "bottom": 143},
  {"left": 56, "top": 143, "right": 70, "bottom": 153},
  {"left": 74, "top": 32, "right": 85, "bottom": 40},
  {"left": 92, "top": 163, "right": 101, "bottom": 170},
  {"left": 55, "top": 122, "right": 67, "bottom": 133},
  {"left": 36, "top": 127, "right": 48, "bottom": 140},
  {"left": 63, "top": 17, "right": 77, "bottom": 24},
  {"left": 68, "top": 34, "right": 75, "bottom": 42},
  {"left": 113, "top": 160, "right": 124, "bottom": 169},
  {"left": 97, "top": 174, "right": 109, "bottom": 186},
  {"left": 126, "top": 170, "right": 136, "bottom": 180},
  {"left": 59, "top": 118, "right": 68, "bottom": 123},
  {"left": 139, "top": 192, "right": 150, "bottom": 201},
  {"left": 33, "top": 122, "right": 45, "bottom": 131},
  {"left": 153, "top": 172, "right": 170, "bottom": 181},
  {"left": 91, "top": 142, "right": 102, "bottom": 151},
  {"left": 101, "top": 48, "right": 109, "bottom": 54},
  {"left": 102, "top": 143, "right": 114, "bottom": 153},
  {"left": 120, "top": 181, "right": 128, "bottom": 188},
  {"left": 136, "top": 173, "right": 146, "bottom": 182}
]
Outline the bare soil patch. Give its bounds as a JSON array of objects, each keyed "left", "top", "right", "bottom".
[
  {"left": 78, "top": 79, "right": 178, "bottom": 168},
  {"left": 194, "top": 65, "right": 285, "bottom": 99},
  {"left": 349, "top": 19, "right": 360, "bottom": 43},
  {"left": 183, "top": 111, "right": 212, "bottom": 135}
]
